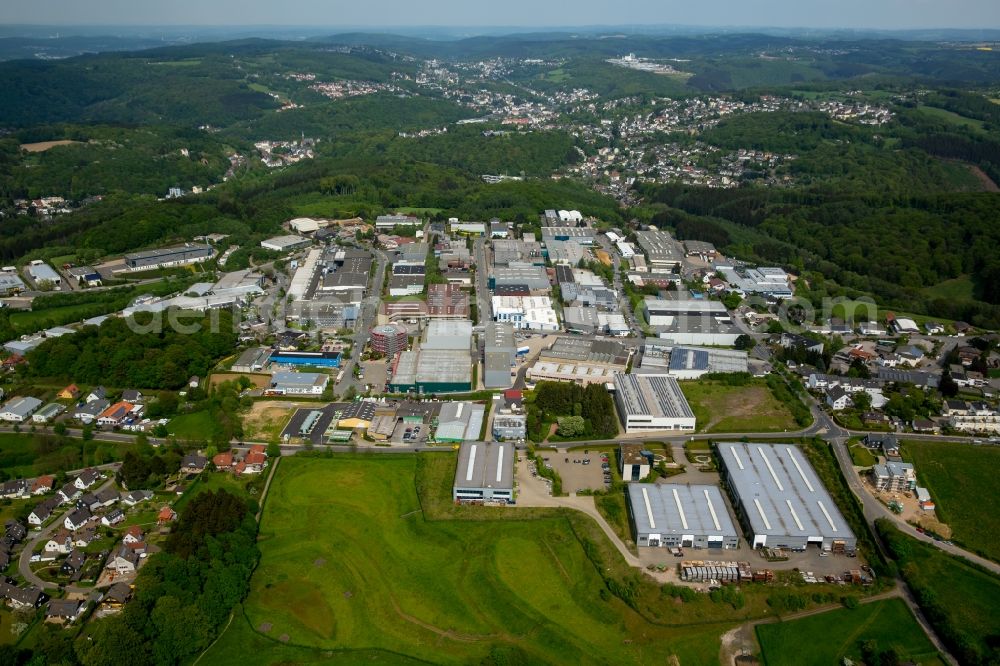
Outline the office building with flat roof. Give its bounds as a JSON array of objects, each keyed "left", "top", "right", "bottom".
[
  {"left": 453, "top": 441, "right": 514, "bottom": 504},
  {"left": 628, "top": 483, "right": 739, "bottom": 549},
  {"left": 717, "top": 442, "right": 857, "bottom": 552},
  {"left": 613, "top": 374, "right": 695, "bottom": 433}
]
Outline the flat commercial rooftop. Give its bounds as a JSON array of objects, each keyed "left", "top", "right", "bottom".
[
  {"left": 392, "top": 348, "right": 472, "bottom": 386},
  {"left": 454, "top": 441, "right": 514, "bottom": 490},
  {"left": 613, "top": 374, "right": 694, "bottom": 419},
  {"left": 540, "top": 337, "right": 630, "bottom": 366},
  {"left": 628, "top": 484, "right": 738, "bottom": 539},
  {"left": 718, "top": 442, "right": 855, "bottom": 542},
  {"left": 668, "top": 346, "right": 749, "bottom": 373}
]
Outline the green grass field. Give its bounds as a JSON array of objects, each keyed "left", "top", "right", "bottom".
[
  {"left": 916, "top": 104, "right": 987, "bottom": 132},
  {"left": 203, "top": 454, "right": 734, "bottom": 665},
  {"left": 902, "top": 439, "right": 1000, "bottom": 561},
  {"left": 680, "top": 379, "right": 798, "bottom": 433},
  {"left": 756, "top": 598, "right": 940, "bottom": 666},
  {"left": 921, "top": 275, "right": 977, "bottom": 302},
  {"left": 167, "top": 411, "right": 217, "bottom": 441}
]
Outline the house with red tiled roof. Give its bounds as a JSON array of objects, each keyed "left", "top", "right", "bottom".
[{"left": 57, "top": 384, "right": 80, "bottom": 400}]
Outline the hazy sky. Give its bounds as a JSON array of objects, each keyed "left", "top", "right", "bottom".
[{"left": 1, "top": 0, "right": 998, "bottom": 30}]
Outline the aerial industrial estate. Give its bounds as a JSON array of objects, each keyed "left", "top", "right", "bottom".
[{"left": 0, "top": 17, "right": 996, "bottom": 666}]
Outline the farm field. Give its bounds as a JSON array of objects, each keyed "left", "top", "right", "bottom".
[
  {"left": 680, "top": 379, "right": 798, "bottom": 433},
  {"left": 208, "top": 454, "right": 735, "bottom": 665},
  {"left": 756, "top": 598, "right": 941, "bottom": 666},
  {"left": 902, "top": 439, "right": 1000, "bottom": 562}
]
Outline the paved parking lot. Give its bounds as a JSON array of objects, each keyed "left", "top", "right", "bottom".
[
  {"left": 359, "top": 360, "right": 388, "bottom": 392},
  {"left": 391, "top": 420, "right": 428, "bottom": 446},
  {"left": 549, "top": 452, "right": 611, "bottom": 493}
]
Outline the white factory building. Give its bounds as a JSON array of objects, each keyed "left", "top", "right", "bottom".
[{"left": 612, "top": 374, "right": 696, "bottom": 433}]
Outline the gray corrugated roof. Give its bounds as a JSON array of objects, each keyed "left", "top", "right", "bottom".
[{"left": 719, "top": 442, "right": 855, "bottom": 542}]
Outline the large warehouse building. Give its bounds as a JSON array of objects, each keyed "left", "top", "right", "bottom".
[
  {"left": 644, "top": 298, "right": 742, "bottom": 346},
  {"left": 612, "top": 373, "right": 696, "bottom": 433},
  {"left": 627, "top": 483, "right": 739, "bottom": 549},
  {"left": 121, "top": 243, "right": 214, "bottom": 272},
  {"left": 483, "top": 322, "right": 516, "bottom": 389},
  {"left": 717, "top": 442, "right": 857, "bottom": 552},
  {"left": 389, "top": 348, "right": 472, "bottom": 393},
  {"left": 637, "top": 343, "right": 749, "bottom": 379},
  {"left": 453, "top": 441, "right": 514, "bottom": 504}
]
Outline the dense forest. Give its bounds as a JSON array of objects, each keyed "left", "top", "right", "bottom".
[
  {"left": 23, "top": 311, "right": 237, "bottom": 389},
  {"left": 0, "top": 126, "right": 235, "bottom": 200},
  {"left": 525, "top": 380, "right": 619, "bottom": 440}
]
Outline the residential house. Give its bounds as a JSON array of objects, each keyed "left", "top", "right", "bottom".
[
  {"left": 57, "top": 385, "right": 80, "bottom": 400},
  {"left": 157, "top": 507, "right": 177, "bottom": 525},
  {"left": 86, "top": 387, "right": 107, "bottom": 403},
  {"left": 121, "top": 390, "right": 143, "bottom": 403},
  {"left": 74, "top": 399, "right": 109, "bottom": 424},
  {"left": 826, "top": 386, "right": 851, "bottom": 411},
  {"left": 243, "top": 448, "right": 267, "bottom": 474},
  {"left": 93, "top": 487, "right": 119, "bottom": 507},
  {"left": 0, "top": 480, "right": 27, "bottom": 499},
  {"left": 73, "top": 526, "right": 97, "bottom": 548},
  {"left": 31, "top": 475, "right": 55, "bottom": 495},
  {"left": 101, "top": 582, "right": 133, "bottom": 610},
  {"left": 28, "top": 498, "right": 60, "bottom": 526},
  {"left": 863, "top": 433, "right": 900, "bottom": 457},
  {"left": 74, "top": 469, "right": 100, "bottom": 490},
  {"left": 58, "top": 482, "right": 80, "bottom": 504},
  {"left": 897, "top": 345, "right": 925, "bottom": 367},
  {"left": 105, "top": 546, "right": 140, "bottom": 576},
  {"left": 0, "top": 583, "right": 44, "bottom": 610},
  {"left": 122, "top": 526, "right": 144, "bottom": 546},
  {"left": 77, "top": 493, "right": 99, "bottom": 512},
  {"left": 5, "top": 522, "right": 25, "bottom": 543},
  {"left": 912, "top": 418, "right": 939, "bottom": 434},
  {"left": 44, "top": 530, "right": 73, "bottom": 555},
  {"left": 60, "top": 550, "right": 86, "bottom": 575},
  {"left": 780, "top": 333, "right": 824, "bottom": 355},
  {"left": 63, "top": 508, "right": 92, "bottom": 531},
  {"left": 122, "top": 490, "right": 153, "bottom": 506},
  {"left": 45, "top": 599, "right": 85, "bottom": 624},
  {"left": 212, "top": 451, "right": 234, "bottom": 470},
  {"left": 180, "top": 454, "right": 208, "bottom": 474},
  {"left": 104, "top": 545, "right": 139, "bottom": 576},
  {"left": 101, "top": 509, "right": 125, "bottom": 527}
]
